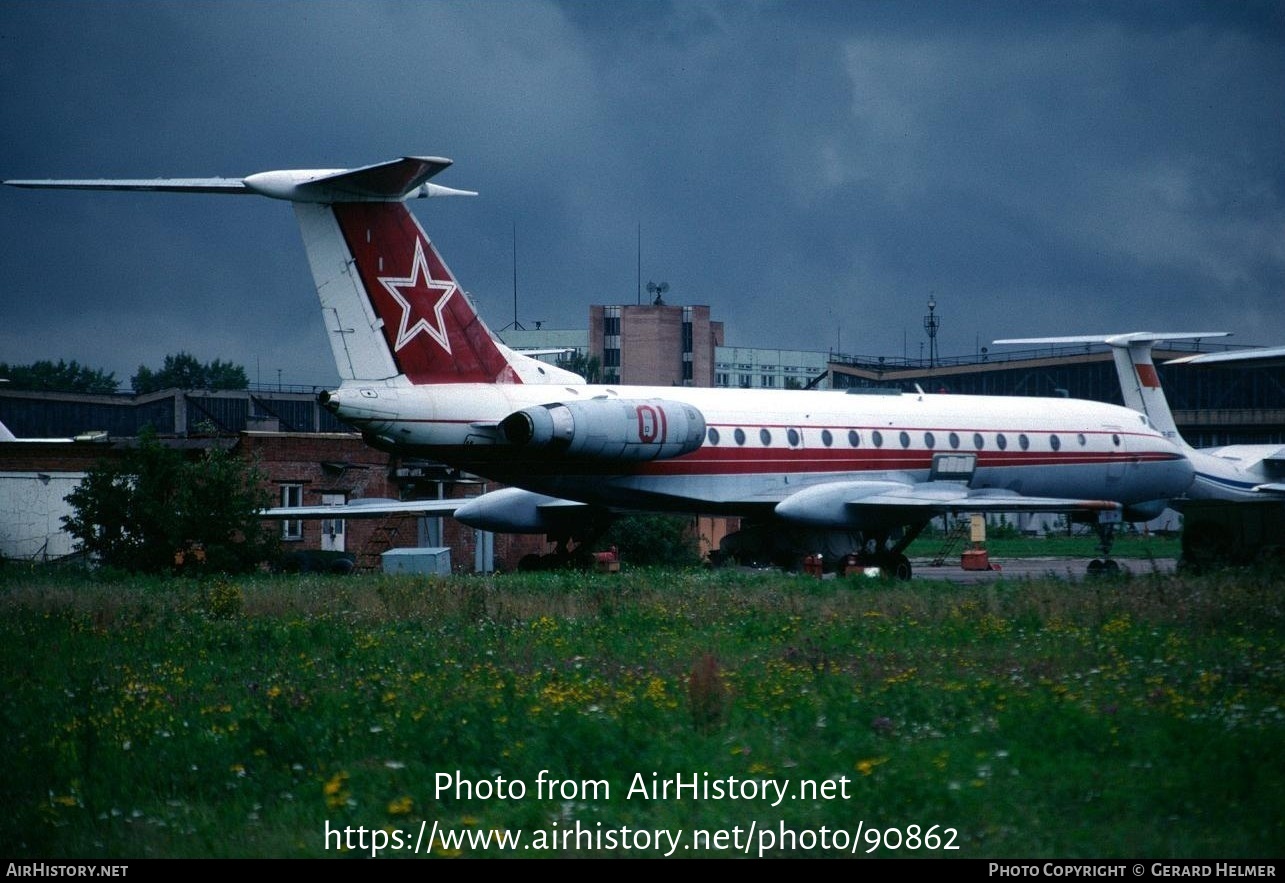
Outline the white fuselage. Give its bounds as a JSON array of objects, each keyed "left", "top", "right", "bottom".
[
  {"left": 324, "top": 380, "right": 1194, "bottom": 515},
  {"left": 1184, "top": 445, "right": 1283, "bottom": 502}
]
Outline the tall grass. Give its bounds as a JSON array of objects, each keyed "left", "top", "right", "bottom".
[{"left": 1, "top": 562, "right": 1280, "bottom": 858}]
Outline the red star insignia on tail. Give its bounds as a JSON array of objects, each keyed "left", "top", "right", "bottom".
[{"left": 377, "top": 239, "right": 455, "bottom": 354}]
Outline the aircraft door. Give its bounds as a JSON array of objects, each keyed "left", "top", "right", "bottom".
[{"left": 1106, "top": 431, "right": 1127, "bottom": 483}]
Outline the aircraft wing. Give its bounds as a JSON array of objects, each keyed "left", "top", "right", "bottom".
[
  {"left": 774, "top": 479, "right": 1120, "bottom": 528},
  {"left": 1164, "top": 346, "right": 1285, "bottom": 368},
  {"left": 259, "top": 498, "right": 460, "bottom": 519}
]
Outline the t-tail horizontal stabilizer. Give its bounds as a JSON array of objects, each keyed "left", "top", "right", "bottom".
[{"left": 4, "top": 156, "right": 478, "bottom": 203}]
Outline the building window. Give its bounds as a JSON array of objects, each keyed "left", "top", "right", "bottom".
[{"left": 280, "top": 483, "right": 303, "bottom": 541}]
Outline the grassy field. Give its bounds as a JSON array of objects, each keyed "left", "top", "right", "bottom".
[
  {"left": 1, "top": 559, "right": 1281, "bottom": 859},
  {"left": 904, "top": 526, "right": 1183, "bottom": 562}
]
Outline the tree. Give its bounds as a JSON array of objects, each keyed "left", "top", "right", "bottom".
[
  {"left": 0, "top": 359, "right": 119, "bottom": 393},
  {"left": 63, "top": 431, "right": 276, "bottom": 573},
  {"left": 559, "top": 351, "right": 601, "bottom": 384},
  {"left": 600, "top": 514, "right": 703, "bottom": 567},
  {"left": 131, "top": 352, "right": 249, "bottom": 394}
]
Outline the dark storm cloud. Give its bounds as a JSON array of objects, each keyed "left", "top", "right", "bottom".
[{"left": 2, "top": 1, "right": 1281, "bottom": 387}]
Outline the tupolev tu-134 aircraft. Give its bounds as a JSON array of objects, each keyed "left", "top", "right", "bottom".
[{"left": 5, "top": 157, "right": 1196, "bottom": 576}]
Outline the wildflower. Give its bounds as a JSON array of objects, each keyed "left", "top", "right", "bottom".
[
  {"left": 387, "top": 795, "right": 413, "bottom": 815},
  {"left": 324, "top": 771, "right": 351, "bottom": 810},
  {"left": 855, "top": 756, "right": 888, "bottom": 776}
]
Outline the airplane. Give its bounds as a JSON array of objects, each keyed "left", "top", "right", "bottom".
[
  {"left": 0, "top": 418, "right": 107, "bottom": 444},
  {"left": 5, "top": 157, "right": 1197, "bottom": 577},
  {"left": 994, "top": 333, "right": 1285, "bottom": 568}
]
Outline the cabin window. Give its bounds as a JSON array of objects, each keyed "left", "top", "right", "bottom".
[
  {"left": 899, "top": 431, "right": 910, "bottom": 448},
  {"left": 821, "top": 429, "right": 833, "bottom": 447},
  {"left": 1050, "top": 434, "right": 1062, "bottom": 451},
  {"left": 1078, "top": 433, "right": 1087, "bottom": 446},
  {"left": 949, "top": 432, "right": 960, "bottom": 449},
  {"left": 1018, "top": 433, "right": 1030, "bottom": 451},
  {"left": 707, "top": 428, "right": 720, "bottom": 445},
  {"left": 760, "top": 428, "right": 772, "bottom": 446},
  {"left": 924, "top": 431, "right": 935, "bottom": 449},
  {"left": 734, "top": 428, "right": 746, "bottom": 446},
  {"left": 996, "top": 433, "right": 1008, "bottom": 450},
  {"left": 973, "top": 432, "right": 985, "bottom": 450},
  {"left": 787, "top": 428, "right": 801, "bottom": 447},
  {"left": 848, "top": 430, "right": 861, "bottom": 447},
  {"left": 872, "top": 430, "right": 884, "bottom": 448},
  {"left": 1112, "top": 434, "right": 1121, "bottom": 446}
]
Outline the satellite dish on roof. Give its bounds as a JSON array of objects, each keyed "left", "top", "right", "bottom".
[{"left": 646, "top": 280, "right": 669, "bottom": 306}]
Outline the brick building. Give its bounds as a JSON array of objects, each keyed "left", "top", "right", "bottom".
[
  {"left": 0, "top": 426, "right": 549, "bottom": 572},
  {"left": 589, "top": 303, "right": 723, "bottom": 386}
]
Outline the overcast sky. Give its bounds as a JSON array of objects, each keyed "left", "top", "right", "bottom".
[{"left": 2, "top": 0, "right": 1282, "bottom": 389}]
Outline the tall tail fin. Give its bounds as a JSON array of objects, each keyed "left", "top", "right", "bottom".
[
  {"left": 994, "top": 332, "right": 1229, "bottom": 446},
  {"left": 5, "top": 156, "right": 523, "bottom": 385},
  {"left": 298, "top": 200, "right": 520, "bottom": 384}
]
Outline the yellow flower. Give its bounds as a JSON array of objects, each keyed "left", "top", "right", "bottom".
[
  {"left": 324, "top": 771, "right": 351, "bottom": 809},
  {"left": 855, "top": 756, "right": 889, "bottom": 776},
  {"left": 387, "top": 795, "right": 413, "bottom": 815}
]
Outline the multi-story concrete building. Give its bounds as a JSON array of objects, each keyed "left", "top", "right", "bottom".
[{"left": 714, "top": 347, "right": 831, "bottom": 390}]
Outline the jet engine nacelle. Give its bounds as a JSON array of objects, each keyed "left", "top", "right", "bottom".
[
  {"left": 454, "top": 487, "right": 598, "bottom": 534},
  {"left": 500, "top": 398, "right": 706, "bottom": 461}
]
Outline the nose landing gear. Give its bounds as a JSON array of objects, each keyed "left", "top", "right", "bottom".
[{"left": 1087, "top": 511, "right": 1124, "bottom": 577}]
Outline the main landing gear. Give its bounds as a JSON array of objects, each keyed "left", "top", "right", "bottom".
[
  {"left": 518, "top": 526, "right": 610, "bottom": 571},
  {"left": 1086, "top": 512, "right": 1123, "bottom": 577},
  {"left": 838, "top": 524, "right": 924, "bottom": 580}
]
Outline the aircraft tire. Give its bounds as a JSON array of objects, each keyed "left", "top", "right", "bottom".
[{"left": 882, "top": 554, "right": 912, "bottom": 580}]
